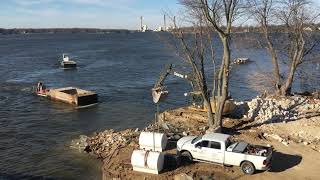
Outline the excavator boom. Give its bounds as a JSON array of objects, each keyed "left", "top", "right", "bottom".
[{"left": 152, "top": 64, "right": 195, "bottom": 104}]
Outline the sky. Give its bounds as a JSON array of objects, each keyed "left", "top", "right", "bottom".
[{"left": 0, "top": 0, "right": 181, "bottom": 29}]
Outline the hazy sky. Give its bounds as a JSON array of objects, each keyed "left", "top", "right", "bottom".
[
  {"left": 0, "top": 0, "right": 180, "bottom": 29},
  {"left": 1, "top": 0, "right": 319, "bottom": 29}
]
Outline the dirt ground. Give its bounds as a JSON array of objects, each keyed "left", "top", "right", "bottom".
[{"left": 96, "top": 106, "right": 320, "bottom": 180}]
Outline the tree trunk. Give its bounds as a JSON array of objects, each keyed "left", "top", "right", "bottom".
[
  {"left": 280, "top": 34, "right": 304, "bottom": 96},
  {"left": 264, "top": 31, "right": 282, "bottom": 95},
  {"left": 203, "top": 94, "right": 214, "bottom": 127},
  {"left": 214, "top": 35, "right": 230, "bottom": 132},
  {"left": 281, "top": 61, "right": 297, "bottom": 96},
  {"left": 200, "top": 56, "right": 215, "bottom": 127}
]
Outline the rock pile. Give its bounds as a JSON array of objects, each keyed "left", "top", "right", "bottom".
[
  {"left": 290, "top": 130, "right": 320, "bottom": 142},
  {"left": 71, "top": 129, "right": 140, "bottom": 158},
  {"left": 70, "top": 135, "right": 89, "bottom": 151},
  {"left": 245, "top": 96, "right": 320, "bottom": 123},
  {"left": 263, "top": 133, "right": 290, "bottom": 146},
  {"left": 262, "top": 130, "right": 320, "bottom": 151},
  {"left": 146, "top": 121, "right": 203, "bottom": 141}
]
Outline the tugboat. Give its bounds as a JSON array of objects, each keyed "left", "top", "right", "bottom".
[
  {"left": 35, "top": 81, "right": 49, "bottom": 97},
  {"left": 60, "top": 54, "right": 77, "bottom": 69},
  {"left": 233, "top": 58, "right": 250, "bottom": 65}
]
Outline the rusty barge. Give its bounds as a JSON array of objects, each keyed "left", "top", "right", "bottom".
[{"left": 36, "top": 85, "right": 98, "bottom": 107}]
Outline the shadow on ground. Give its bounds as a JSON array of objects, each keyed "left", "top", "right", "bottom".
[
  {"left": 269, "top": 151, "right": 302, "bottom": 172},
  {"left": 162, "top": 153, "right": 179, "bottom": 173}
]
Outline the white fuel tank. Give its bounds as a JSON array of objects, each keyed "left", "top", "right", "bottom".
[
  {"left": 131, "top": 150, "right": 164, "bottom": 174},
  {"left": 138, "top": 132, "right": 167, "bottom": 152}
]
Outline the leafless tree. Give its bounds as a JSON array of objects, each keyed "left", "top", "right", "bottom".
[
  {"left": 178, "top": 0, "right": 243, "bottom": 131},
  {"left": 248, "top": 0, "right": 320, "bottom": 95},
  {"left": 169, "top": 13, "right": 216, "bottom": 127}
]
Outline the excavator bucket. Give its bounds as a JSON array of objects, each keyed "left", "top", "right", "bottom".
[{"left": 152, "top": 86, "right": 168, "bottom": 104}]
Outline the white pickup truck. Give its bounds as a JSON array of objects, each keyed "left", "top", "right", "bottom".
[{"left": 177, "top": 133, "right": 273, "bottom": 174}]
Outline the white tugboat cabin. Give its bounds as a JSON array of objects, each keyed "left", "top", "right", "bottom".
[{"left": 60, "top": 54, "right": 77, "bottom": 69}]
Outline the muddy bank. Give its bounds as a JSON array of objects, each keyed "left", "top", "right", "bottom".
[{"left": 71, "top": 95, "right": 320, "bottom": 180}]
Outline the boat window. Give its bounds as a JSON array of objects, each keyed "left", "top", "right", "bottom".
[
  {"left": 191, "top": 136, "right": 202, "bottom": 144},
  {"left": 209, "top": 141, "right": 221, "bottom": 150}
]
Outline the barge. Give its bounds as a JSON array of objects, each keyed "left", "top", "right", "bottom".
[{"left": 35, "top": 83, "right": 98, "bottom": 107}]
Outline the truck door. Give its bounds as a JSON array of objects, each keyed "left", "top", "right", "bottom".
[
  {"left": 203, "top": 141, "right": 224, "bottom": 163},
  {"left": 193, "top": 140, "right": 209, "bottom": 160}
]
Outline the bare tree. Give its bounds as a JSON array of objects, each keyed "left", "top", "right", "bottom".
[
  {"left": 170, "top": 14, "right": 216, "bottom": 127},
  {"left": 175, "top": 0, "right": 242, "bottom": 132},
  {"left": 179, "top": 0, "right": 243, "bottom": 131},
  {"left": 248, "top": 0, "right": 320, "bottom": 95}
]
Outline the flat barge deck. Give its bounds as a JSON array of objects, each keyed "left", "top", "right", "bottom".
[{"left": 38, "top": 87, "right": 98, "bottom": 107}]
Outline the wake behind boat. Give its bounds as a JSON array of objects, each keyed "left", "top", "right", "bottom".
[{"left": 60, "top": 54, "right": 77, "bottom": 69}]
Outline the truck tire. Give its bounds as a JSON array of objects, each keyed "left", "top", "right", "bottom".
[
  {"left": 241, "top": 161, "right": 255, "bottom": 175},
  {"left": 181, "top": 151, "right": 193, "bottom": 163}
]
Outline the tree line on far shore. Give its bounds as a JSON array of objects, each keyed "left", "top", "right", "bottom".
[
  {"left": 2, "top": 23, "right": 320, "bottom": 35},
  {"left": 176, "top": 24, "right": 320, "bottom": 33},
  {"left": 0, "top": 28, "right": 130, "bottom": 35}
]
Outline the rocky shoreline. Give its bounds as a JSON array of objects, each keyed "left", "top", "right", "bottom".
[
  {"left": 71, "top": 94, "right": 320, "bottom": 179},
  {"left": 246, "top": 95, "right": 320, "bottom": 123}
]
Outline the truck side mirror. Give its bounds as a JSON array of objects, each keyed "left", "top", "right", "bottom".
[{"left": 196, "top": 146, "right": 201, "bottom": 149}]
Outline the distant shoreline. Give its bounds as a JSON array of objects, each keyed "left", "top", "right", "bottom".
[
  {"left": 1, "top": 25, "right": 320, "bottom": 35},
  {"left": 0, "top": 28, "right": 135, "bottom": 35}
]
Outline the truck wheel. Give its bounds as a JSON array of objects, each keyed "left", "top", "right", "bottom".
[
  {"left": 181, "top": 151, "right": 193, "bottom": 163},
  {"left": 241, "top": 161, "right": 255, "bottom": 175}
]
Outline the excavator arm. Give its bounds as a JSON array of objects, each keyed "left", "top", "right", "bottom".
[
  {"left": 152, "top": 65, "right": 237, "bottom": 115},
  {"left": 152, "top": 64, "right": 195, "bottom": 103},
  {"left": 153, "top": 64, "right": 173, "bottom": 89}
]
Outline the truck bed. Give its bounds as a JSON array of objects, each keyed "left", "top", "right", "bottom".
[
  {"left": 229, "top": 142, "right": 272, "bottom": 157},
  {"left": 244, "top": 144, "right": 272, "bottom": 157}
]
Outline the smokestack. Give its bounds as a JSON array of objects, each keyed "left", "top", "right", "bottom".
[
  {"left": 173, "top": 16, "right": 176, "bottom": 29},
  {"left": 164, "top": 14, "right": 166, "bottom": 31},
  {"left": 140, "top": 16, "right": 143, "bottom": 31}
]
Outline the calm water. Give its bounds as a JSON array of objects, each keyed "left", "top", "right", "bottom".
[{"left": 0, "top": 32, "right": 318, "bottom": 179}]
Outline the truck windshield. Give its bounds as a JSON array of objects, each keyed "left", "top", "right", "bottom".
[
  {"left": 225, "top": 138, "right": 235, "bottom": 148},
  {"left": 225, "top": 139, "right": 231, "bottom": 148},
  {"left": 191, "top": 136, "right": 202, "bottom": 144}
]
